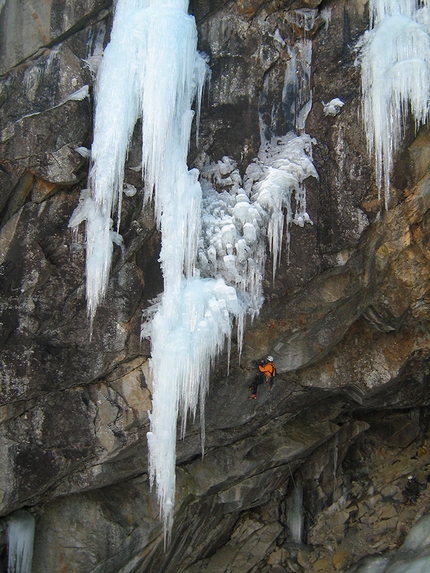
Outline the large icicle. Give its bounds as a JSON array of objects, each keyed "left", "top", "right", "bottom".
[
  {"left": 360, "top": 1, "right": 430, "bottom": 210},
  {"left": 147, "top": 278, "right": 245, "bottom": 536},
  {"left": 69, "top": 0, "right": 243, "bottom": 538},
  {"left": 69, "top": 0, "right": 208, "bottom": 324},
  {"left": 7, "top": 510, "right": 35, "bottom": 573}
]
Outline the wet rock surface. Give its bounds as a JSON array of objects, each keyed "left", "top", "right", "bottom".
[{"left": 0, "top": 0, "right": 430, "bottom": 571}]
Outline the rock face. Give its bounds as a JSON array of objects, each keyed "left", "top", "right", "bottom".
[{"left": 0, "top": 0, "right": 429, "bottom": 572}]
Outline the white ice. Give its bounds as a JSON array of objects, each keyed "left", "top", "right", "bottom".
[
  {"left": 252, "top": 133, "right": 317, "bottom": 277},
  {"left": 68, "top": 0, "right": 231, "bottom": 536},
  {"left": 197, "top": 133, "right": 317, "bottom": 310},
  {"left": 74, "top": 147, "right": 91, "bottom": 159},
  {"left": 66, "top": 85, "right": 89, "bottom": 101},
  {"left": 7, "top": 510, "right": 35, "bottom": 573},
  {"left": 323, "top": 98, "right": 344, "bottom": 116},
  {"left": 286, "top": 476, "right": 304, "bottom": 543},
  {"left": 71, "top": 0, "right": 318, "bottom": 538},
  {"left": 147, "top": 277, "right": 245, "bottom": 534},
  {"left": 369, "top": 0, "right": 426, "bottom": 28},
  {"left": 360, "top": 1, "right": 430, "bottom": 209},
  {"left": 355, "top": 514, "right": 430, "bottom": 572}
]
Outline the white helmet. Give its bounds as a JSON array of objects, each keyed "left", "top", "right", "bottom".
[{"left": 266, "top": 355, "right": 274, "bottom": 362}]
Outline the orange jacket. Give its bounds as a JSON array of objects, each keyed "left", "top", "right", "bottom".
[{"left": 258, "top": 362, "right": 276, "bottom": 378}]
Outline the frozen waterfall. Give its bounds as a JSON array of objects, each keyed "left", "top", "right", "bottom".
[
  {"left": 70, "top": 0, "right": 213, "bottom": 536},
  {"left": 7, "top": 510, "right": 35, "bottom": 573},
  {"left": 70, "top": 0, "right": 318, "bottom": 537},
  {"left": 283, "top": 9, "right": 316, "bottom": 134},
  {"left": 286, "top": 475, "right": 304, "bottom": 543},
  {"left": 69, "top": 0, "right": 208, "bottom": 327},
  {"left": 360, "top": 0, "right": 430, "bottom": 210}
]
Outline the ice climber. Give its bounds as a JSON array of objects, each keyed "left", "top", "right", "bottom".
[
  {"left": 402, "top": 475, "right": 425, "bottom": 505},
  {"left": 249, "top": 356, "right": 276, "bottom": 399}
]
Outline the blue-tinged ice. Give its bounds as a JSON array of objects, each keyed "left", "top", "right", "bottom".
[
  {"left": 69, "top": 0, "right": 218, "bottom": 536},
  {"left": 360, "top": 1, "right": 430, "bottom": 209},
  {"left": 7, "top": 510, "right": 35, "bottom": 573},
  {"left": 369, "top": 0, "right": 423, "bottom": 27},
  {"left": 354, "top": 514, "right": 430, "bottom": 572},
  {"left": 197, "top": 133, "right": 317, "bottom": 311},
  {"left": 71, "top": 0, "right": 318, "bottom": 538},
  {"left": 283, "top": 9, "right": 316, "bottom": 133}
]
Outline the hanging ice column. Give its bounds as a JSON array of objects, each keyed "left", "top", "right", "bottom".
[
  {"left": 7, "top": 510, "right": 35, "bottom": 573},
  {"left": 283, "top": 9, "right": 317, "bottom": 134},
  {"left": 360, "top": 0, "right": 430, "bottom": 210},
  {"left": 69, "top": 0, "right": 207, "bottom": 325},
  {"left": 286, "top": 475, "right": 304, "bottom": 543},
  {"left": 69, "top": 0, "right": 246, "bottom": 536}
]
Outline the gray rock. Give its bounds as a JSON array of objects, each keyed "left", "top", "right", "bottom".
[{"left": 0, "top": 0, "right": 429, "bottom": 571}]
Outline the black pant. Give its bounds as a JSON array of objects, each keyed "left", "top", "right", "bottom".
[
  {"left": 250, "top": 372, "right": 271, "bottom": 394},
  {"left": 402, "top": 482, "right": 422, "bottom": 503}
]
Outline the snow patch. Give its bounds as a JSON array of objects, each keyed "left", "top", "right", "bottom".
[{"left": 323, "top": 98, "right": 344, "bottom": 117}]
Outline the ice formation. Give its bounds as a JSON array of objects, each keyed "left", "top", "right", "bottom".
[
  {"left": 360, "top": 0, "right": 430, "bottom": 209},
  {"left": 83, "top": 23, "right": 107, "bottom": 77},
  {"left": 283, "top": 9, "right": 317, "bottom": 133},
  {"left": 145, "top": 128, "right": 317, "bottom": 535},
  {"left": 7, "top": 510, "right": 35, "bottom": 573},
  {"left": 286, "top": 476, "right": 304, "bottom": 543},
  {"left": 354, "top": 514, "right": 430, "bottom": 572},
  {"left": 69, "top": 0, "right": 211, "bottom": 534},
  {"left": 71, "top": 0, "right": 318, "bottom": 536},
  {"left": 323, "top": 98, "right": 344, "bottom": 117},
  {"left": 198, "top": 133, "right": 317, "bottom": 308},
  {"left": 69, "top": 0, "right": 207, "bottom": 326}
]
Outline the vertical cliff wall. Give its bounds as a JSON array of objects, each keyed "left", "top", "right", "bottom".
[{"left": 0, "top": 0, "right": 429, "bottom": 571}]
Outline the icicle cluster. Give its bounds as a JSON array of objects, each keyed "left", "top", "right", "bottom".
[
  {"left": 145, "top": 132, "right": 317, "bottom": 535},
  {"left": 198, "top": 159, "right": 266, "bottom": 316},
  {"left": 251, "top": 134, "right": 317, "bottom": 276},
  {"left": 197, "top": 133, "right": 317, "bottom": 316},
  {"left": 69, "top": 0, "right": 245, "bottom": 538},
  {"left": 360, "top": 0, "right": 430, "bottom": 209},
  {"left": 69, "top": 0, "right": 208, "bottom": 326},
  {"left": 147, "top": 277, "right": 245, "bottom": 536}
]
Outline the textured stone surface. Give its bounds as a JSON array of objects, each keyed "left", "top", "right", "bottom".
[
  {"left": 0, "top": 0, "right": 429, "bottom": 571},
  {"left": 0, "top": 0, "right": 111, "bottom": 74}
]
